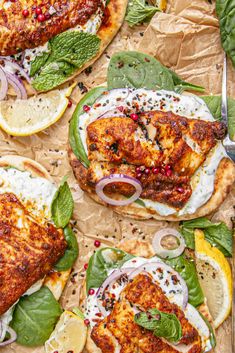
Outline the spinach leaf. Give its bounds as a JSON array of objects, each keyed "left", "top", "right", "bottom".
[
  {"left": 200, "top": 95, "right": 235, "bottom": 140},
  {"left": 30, "top": 51, "right": 50, "bottom": 77},
  {"left": 31, "top": 31, "right": 100, "bottom": 91},
  {"left": 181, "top": 217, "right": 233, "bottom": 257},
  {"left": 169, "top": 69, "right": 205, "bottom": 93},
  {"left": 180, "top": 226, "right": 195, "bottom": 250},
  {"left": 216, "top": 0, "right": 235, "bottom": 67},
  {"left": 134, "top": 308, "right": 182, "bottom": 343},
  {"left": 108, "top": 51, "right": 204, "bottom": 93},
  {"left": 125, "top": 0, "right": 160, "bottom": 27},
  {"left": 54, "top": 226, "right": 78, "bottom": 271},
  {"left": 86, "top": 247, "right": 134, "bottom": 293},
  {"left": 69, "top": 86, "right": 106, "bottom": 167},
  {"left": 51, "top": 177, "right": 74, "bottom": 228},
  {"left": 11, "top": 287, "right": 62, "bottom": 346},
  {"left": 198, "top": 312, "right": 216, "bottom": 349},
  {"left": 165, "top": 255, "right": 204, "bottom": 307}
]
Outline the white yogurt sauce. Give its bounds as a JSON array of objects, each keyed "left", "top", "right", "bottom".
[
  {"left": 0, "top": 167, "right": 56, "bottom": 220},
  {"left": 78, "top": 88, "right": 226, "bottom": 216}
]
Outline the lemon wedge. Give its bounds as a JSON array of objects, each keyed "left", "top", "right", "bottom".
[
  {"left": 195, "top": 229, "right": 232, "bottom": 329},
  {"left": 45, "top": 310, "right": 87, "bottom": 353},
  {"left": 0, "top": 85, "right": 74, "bottom": 136}
]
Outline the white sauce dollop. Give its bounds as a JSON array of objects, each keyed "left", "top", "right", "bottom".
[
  {"left": 78, "top": 88, "right": 227, "bottom": 216},
  {"left": 0, "top": 167, "right": 56, "bottom": 220}
]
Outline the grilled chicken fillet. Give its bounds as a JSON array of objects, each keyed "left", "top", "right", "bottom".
[
  {"left": 0, "top": 0, "right": 102, "bottom": 56},
  {"left": 0, "top": 193, "right": 66, "bottom": 315},
  {"left": 91, "top": 274, "right": 202, "bottom": 353},
  {"left": 85, "top": 112, "right": 226, "bottom": 208}
]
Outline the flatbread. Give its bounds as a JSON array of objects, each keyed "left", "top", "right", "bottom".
[
  {"left": 81, "top": 239, "right": 214, "bottom": 353},
  {"left": 8, "top": 0, "right": 128, "bottom": 96},
  {"left": 0, "top": 155, "right": 71, "bottom": 300},
  {"left": 69, "top": 149, "right": 235, "bottom": 221}
]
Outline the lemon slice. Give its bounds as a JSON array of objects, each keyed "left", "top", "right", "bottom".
[
  {"left": 45, "top": 310, "right": 87, "bottom": 353},
  {"left": 0, "top": 85, "right": 74, "bottom": 136},
  {"left": 195, "top": 229, "right": 232, "bottom": 329}
]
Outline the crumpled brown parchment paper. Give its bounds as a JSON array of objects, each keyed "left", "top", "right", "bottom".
[{"left": 1, "top": 0, "right": 234, "bottom": 352}]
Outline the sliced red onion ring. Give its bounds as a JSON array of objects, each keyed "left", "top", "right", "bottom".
[
  {"left": 0, "top": 57, "right": 31, "bottom": 83},
  {"left": 97, "top": 107, "right": 126, "bottom": 120},
  {"left": 95, "top": 174, "right": 142, "bottom": 206},
  {"left": 96, "top": 268, "right": 133, "bottom": 317},
  {"left": 129, "top": 261, "right": 188, "bottom": 309},
  {"left": 0, "top": 326, "right": 17, "bottom": 347},
  {"left": 152, "top": 228, "right": 186, "bottom": 259},
  {"left": 5, "top": 72, "right": 27, "bottom": 100},
  {"left": 0, "top": 66, "right": 8, "bottom": 101}
]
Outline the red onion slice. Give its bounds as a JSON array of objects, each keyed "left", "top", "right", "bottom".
[
  {"left": 95, "top": 174, "right": 142, "bottom": 206},
  {"left": 0, "top": 66, "right": 8, "bottom": 101},
  {"left": 96, "top": 268, "right": 133, "bottom": 317},
  {"left": 0, "top": 326, "right": 17, "bottom": 347},
  {"left": 5, "top": 72, "right": 27, "bottom": 100},
  {"left": 152, "top": 228, "right": 186, "bottom": 259},
  {"left": 0, "top": 57, "right": 31, "bottom": 83},
  {"left": 129, "top": 261, "right": 188, "bottom": 309},
  {"left": 97, "top": 107, "right": 126, "bottom": 120}
]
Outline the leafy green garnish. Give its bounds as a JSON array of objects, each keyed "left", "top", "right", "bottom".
[
  {"left": 134, "top": 308, "right": 182, "bottom": 343},
  {"left": 30, "top": 52, "right": 50, "bottom": 77},
  {"left": 165, "top": 254, "right": 204, "bottom": 307},
  {"left": 125, "top": 0, "right": 160, "bottom": 27},
  {"left": 86, "top": 247, "right": 134, "bottom": 293},
  {"left": 51, "top": 177, "right": 74, "bottom": 228},
  {"left": 216, "top": 0, "right": 235, "bottom": 67},
  {"left": 31, "top": 31, "right": 100, "bottom": 91},
  {"left": 108, "top": 51, "right": 204, "bottom": 93},
  {"left": 198, "top": 312, "right": 216, "bottom": 349},
  {"left": 11, "top": 287, "right": 62, "bottom": 346},
  {"left": 200, "top": 95, "right": 235, "bottom": 140},
  {"left": 69, "top": 86, "right": 106, "bottom": 167},
  {"left": 54, "top": 226, "right": 78, "bottom": 271},
  {"left": 181, "top": 217, "right": 233, "bottom": 257}
]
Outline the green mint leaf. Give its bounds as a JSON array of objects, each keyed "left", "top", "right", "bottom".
[
  {"left": 54, "top": 226, "right": 78, "bottom": 271},
  {"left": 30, "top": 51, "right": 50, "bottom": 77},
  {"left": 32, "top": 60, "right": 75, "bottom": 91},
  {"left": 165, "top": 254, "right": 204, "bottom": 307},
  {"left": 51, "top": 177, "right": 74, "bottom": 228},
  {"left": 47, "top": 31, "right": 100, "bottom": 67},
  {"left": 11, "top": 287, "right": 62, "bottom": 346},
  {"left": 86, "top": 247, "right": 134, "bottom": 293},
  {"left": 32, "top": 31, "right": 100, "bottom": 91},
  {"left": 200, "top": 95, "right": 235, "bottom": 141},
  {"left": 107, "top": 51, "right": 204, "bottom": 94},
  {"left": 216, "top": 0, "right": 235, "bottom": 68},
  {"left": 126, "top": 0, "right": 160, "bottom": 27},
  {"left": 134, "top": 308, "right": 182, "bottom": 343}
]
